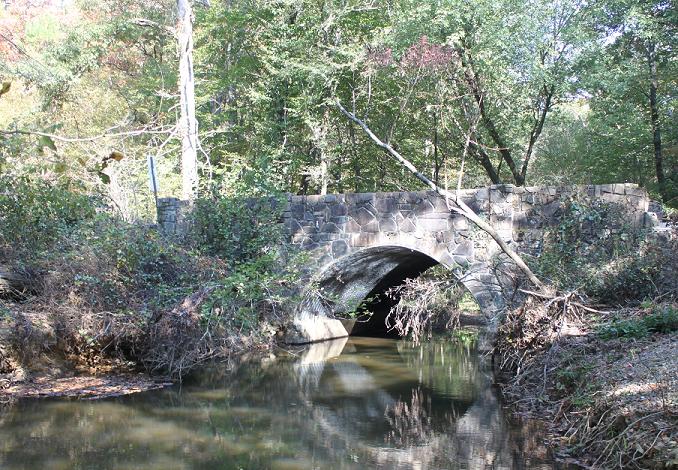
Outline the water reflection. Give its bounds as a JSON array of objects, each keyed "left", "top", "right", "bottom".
[{"left": 0, "top": 337, "right": 570, "bottom": 469}]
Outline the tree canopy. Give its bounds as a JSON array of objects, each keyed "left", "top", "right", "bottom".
[{"left": 1, "top": 0, "right": 675, "bottom": 214}]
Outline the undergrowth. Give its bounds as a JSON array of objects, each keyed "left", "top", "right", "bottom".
[
  {"left": 597, "top": 305, "right": 678, "bottom": 340},
  {"left": 533, "top": 199, "right": 674, "bottom": 305},
  {"left": 0, "top": 177, "right": 300, "bottom": 379},
  {"left": 497, "top": 199, "right": 678, "bottom": 469}
]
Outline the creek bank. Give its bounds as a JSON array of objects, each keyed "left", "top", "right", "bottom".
[
  {"left": 0, "top": 295, "right": 281, "bottom": 402},
  {"left": 495, "top": 301, "right": 677, "bottom": 469}
]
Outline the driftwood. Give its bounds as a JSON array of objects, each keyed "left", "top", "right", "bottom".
[{"left": 0, "top": 264, "right": 40, "bottom": 298}]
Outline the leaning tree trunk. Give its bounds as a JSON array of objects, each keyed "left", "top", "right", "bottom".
[
  {"left": 336, "top": 100, "right": 545, "bottom": 289},
  {"left": 177, "top": 0, "right": 200, "bottom": 200}
]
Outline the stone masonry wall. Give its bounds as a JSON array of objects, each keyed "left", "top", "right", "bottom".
[
  {"left": 281, "top": 184, "right": 651, "bottom": 320},
  {"left": 157, "top": 197, "right": 190, "bottom": 237},
  {"left": 282, "top": 183, "right": 650, "bottom": 270}
]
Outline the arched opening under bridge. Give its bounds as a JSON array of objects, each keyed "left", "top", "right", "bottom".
[{"left": 312, "top": 245, "right": 482, "bottom": 338}]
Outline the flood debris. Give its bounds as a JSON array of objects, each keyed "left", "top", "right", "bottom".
[{"left": 495, "top": 293, "right": 677, "bottom": 469}]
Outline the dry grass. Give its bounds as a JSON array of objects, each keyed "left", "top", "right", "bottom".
[{"left": 495, "top": 295, "right": 677, "bottom": 469}]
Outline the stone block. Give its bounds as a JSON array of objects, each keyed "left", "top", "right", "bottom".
[
  {"left": 304, "top": 195, "right": 322, "bottom": 204},
  {"left": 613, "top": 184, "right": 626, "bottom": 195},
  {"left": 413, "top": 199, "right": 435, "bottom": 216},
  {"left": 302, "top": 225, "right": 318, "bottom": 235},
  {"left": 379, "top": 218, "right": 398, "bottom": 232},
  {"left": 427, "top": 194, "right": 449, "bottom": 211},
  {"left": 301, "top": 239, "right": 319, "bottom": 250},
  {"left": 398, "top": 217, "right": 416, "bottom": 233},
  {"left": 418, "top": 218, "right": 448, "bottom": 232},
  {"left": 330, "top": 204, "right": 347, "bottom": 217},
  {"left": 320, "top": 222, "right": 341, "bottom": 233},
  {"left": 290, "top": 203, "right": 306, "bottom": 219},
  {"left": 285, "top": 219, "right": 303, "bottom": 234},
  {"left": 453, "top": 255, "right": 471, "bottom": 267},
  {"left": 473, "top": 188, "right": 490, "bottom": 201},
  {"left": 346, "top": 192, "right": 375, "bottom": 204},
  {"left": 601, "top": 192, "right": 620, "bottom": 203},
  {"left": 332, "top": 239, "right": 349, "bottom": 257},
  {"left": 375, "top": 197, "right": 398, "bottom": 213},
  {"left": 284, "top": 316, "right": 349, "bottom": 344},
  {"left": 351, "top": 233, "right": 379, "bottom": 247},
  {"left": 406, "top": 193, "right": 424, "bottom": 204},
  {"left": 454, "top": 239, "right": 474, "bottom": 257},
  {"left": 345, "top": 219, "right": 361, "bottom": 233},
  {"left": 331, "top": 216, "right": 349, "bottom": 225},
  {"left": 319, "top": 233, "right": 340, "bottom": 242},
  {"left": 362, "top": 221, "right": 380, "bottom": 233},
  {"left": 350, "top": 207, "right": 376, "bottom": 226}
]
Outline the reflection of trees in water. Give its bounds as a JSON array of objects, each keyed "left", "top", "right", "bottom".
[
  {"left": 397, "top": 340, "right": 480, "bottom": 398},
  {"left": 384, "top": 386, "right": 461, "bottom": 447},
  {"left": 0, "top": 339, "right": 564, "bottom": 470}
]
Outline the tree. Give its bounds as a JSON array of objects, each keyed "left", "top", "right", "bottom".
[
  {"left": 592, "top": 0, "right": 677, "bottom": 202},
  {"left": 337, "top": 100, "right": 544, "bottom": 288},
  {"left": 177, "top": 0, "right": 199, "bottom": 200}
]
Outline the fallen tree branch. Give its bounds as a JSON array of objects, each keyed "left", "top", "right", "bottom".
[{"left": 336, "top": 99, "right": 545, "bottom": 289}]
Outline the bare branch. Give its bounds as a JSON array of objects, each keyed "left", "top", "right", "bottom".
[
  {"left": 130, "top": 18, "right": 176, "bottom": 37},
  {"left": 336, "top": 99, "right": 544, "bottom": 289},
  {"left": 0, "top": 126, "right": 176, "bottom": 143}
]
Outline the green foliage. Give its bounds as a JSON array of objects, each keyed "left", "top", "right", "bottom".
[
  {"left": 190, "top": 195, "right": 285, "bottom": 267},
  {"left": 533, "top": 199, "right": 663, "bottom": 303},
  {"left": 0, "top": 176, "right": 97, "bottom": 255},
  {"left": 200, "top": 251, "right": 304, "bottom": 333},
  {"left": 597, "top": 306, "right": 678, "bottom": 340},
  {"left": 448, "top": 327, "right": 478, "bottom": 346}
]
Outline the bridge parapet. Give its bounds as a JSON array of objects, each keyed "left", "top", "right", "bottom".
[{"left": 282, "top": 183, "right": 649, "bottom": 270}]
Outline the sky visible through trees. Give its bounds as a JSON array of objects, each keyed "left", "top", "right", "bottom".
[{"left": 0, "top": 0, "right": 675, "bottom": 218}]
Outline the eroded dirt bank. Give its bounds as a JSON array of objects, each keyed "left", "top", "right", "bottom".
[{"left": 495, "top": 301, "right": 677, "bottom": 469}]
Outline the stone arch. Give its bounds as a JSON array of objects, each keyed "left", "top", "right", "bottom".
[{"left": 300, "top": 243, "right": 503, "bottom": 325}]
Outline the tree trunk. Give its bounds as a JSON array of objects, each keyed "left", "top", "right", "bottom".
[
  {"left": 177, "top": 0, "right": 199, "bottom": 200},
  {"left": 0, "top": 265, "right": 40, "bottom": 298},
  {"left": 337, "top": 100, "right": 544, "bottom": 289},
  {"left": 647, "top": 42, "right": 665, "bottom": 201}
]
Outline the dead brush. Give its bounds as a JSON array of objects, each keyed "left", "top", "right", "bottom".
[
  {"left": 495, "top": 291, "right": 678, "bottom": 469},
  {"left": 495, "top": 289, "right": 602, "bottom": 379},
  {"left": 384, "top": 274, "right": 466, "bottom": 343}
]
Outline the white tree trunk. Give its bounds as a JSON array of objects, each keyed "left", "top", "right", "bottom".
[{"left": 177, "top": 0, "right": 199, "bottom": 200}]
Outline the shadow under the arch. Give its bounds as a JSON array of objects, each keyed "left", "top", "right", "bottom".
[
  {"left": 312, "top": 245, "right": 482, "bottom": 338},
  {"left": 349, "top": 252, "right": 439, "bottom": 337}
]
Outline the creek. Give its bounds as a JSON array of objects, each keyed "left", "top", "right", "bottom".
[{"left": 0, "top": 336, "right": 573, "bottom": 469}]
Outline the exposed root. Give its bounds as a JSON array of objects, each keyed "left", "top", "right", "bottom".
[{"left": 495, "top": 289, "right": 590, "bottom": 379}]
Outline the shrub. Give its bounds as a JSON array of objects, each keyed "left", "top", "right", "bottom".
[
  {"left": 0, "top": 176, "right": 98, "bottom": 257},
  {"left": 189, "top": 195, "right": 284, "bottom": 267},
  {"left": 597, "top": 305, "right": 678, "bottom": 340},
  {"left": 533, "top": 199, "right": 670, "bottom": 304}
]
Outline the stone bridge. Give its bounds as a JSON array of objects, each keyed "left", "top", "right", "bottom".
[{"left": 281, "top": 184, "right": 653, "bottom": 343}]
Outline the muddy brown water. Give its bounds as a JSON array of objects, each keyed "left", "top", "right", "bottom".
[{"left": 0, "top": 337, "right": 575, "bottom": 469}]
